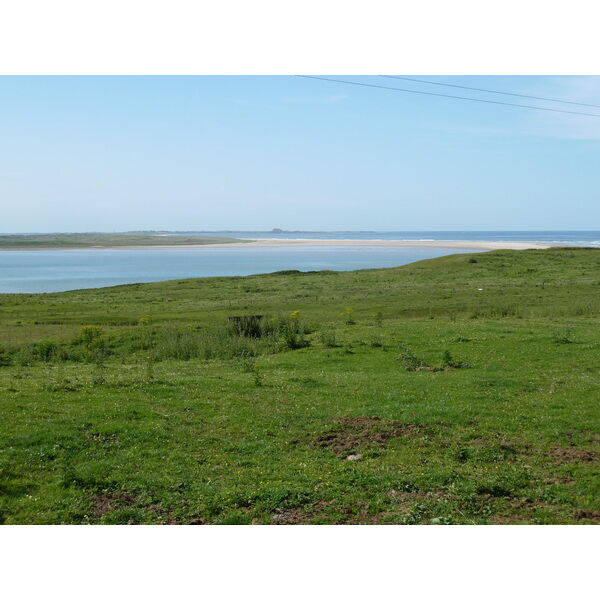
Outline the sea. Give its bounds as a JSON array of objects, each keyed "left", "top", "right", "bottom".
[{"left": 1, "top": 231, "right": 598, "bottom": 294}]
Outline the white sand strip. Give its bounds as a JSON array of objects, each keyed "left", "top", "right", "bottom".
[{"left": 145, "top": 238, "right": 555, "bottom": 250}]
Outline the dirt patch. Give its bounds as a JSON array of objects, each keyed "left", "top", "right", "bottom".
[
  {"left": 314, "top": 416, "right": 426, "bottom": 455},
  {"left": 270, "top": 501, "right": 333, "bottom": 525},
  {"left": 386, "top": 488, "right": 435, "bottom": 500},
  {"left": 549, "top": 446, "right": 598, "bottom": 464},
  {"left": 86, "top": 432, "right": 119, "bottom": 444},
  {"left": 271, "top": 508, "right": 308, "bottom": 524},
  {"left": 489, "top": 514, "right": 535, "bottom": 524},
  {"left": 543, "top": 476, "right": 576, "bottom": 487},
  {"left": 574, "top": 510, "right": 600, "bottom": 523},
  {"left": 489, "top": 499, "right": 558, "bottom": 524},
  {"left": 91, "top": 492, "right": 136, "bottom": 518}
]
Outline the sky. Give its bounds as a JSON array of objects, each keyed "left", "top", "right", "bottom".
[{"left": 0, "top": 75, "right": 599, "bottom": 232}]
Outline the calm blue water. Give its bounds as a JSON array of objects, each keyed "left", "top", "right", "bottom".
[
  {"left": 0, "top": 245, "right": 479, "bottom": 294},
  {"left": 2, "top": 231, "right": 598, "bottom": 294}
]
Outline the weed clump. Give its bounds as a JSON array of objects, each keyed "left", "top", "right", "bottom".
[
  {"left": 398, "top": 347, "right": 470, "bottom": 371},
  {"left": 283, "top": 330, "right": 310, "bottom": 350},
  {"left": 0, "top": 348, "right": 12, "bottom": 367},
  {"left": 341, "top": 307, "right": 355, "bottom": 325},
  {"left": 441, "top": 350, "right": 471, "bottom": 369},
  {"left": 78, "top": 326, "right": 104, "bottom": 348},
  {"left": 552, "top": 328, "right": 573, "bottom": 344},
  {"left": 369, "top": 334, "right": 385, "bottom": 348},
  {"left": 240, "top": 357, "right": 263, "bottom": 386},
  {"left": 398, "top": 346, "right": 428, "bottom": 371},
  {"left": 319, "top": 330, "right": 340, "bottom": 348}
]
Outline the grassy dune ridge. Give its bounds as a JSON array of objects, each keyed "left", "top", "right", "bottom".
[
  {"left": 0, "top": 232, "right": 245, "bottom": 249},
  {"left": 0, "top": 247, "right": 599, "bottom": 524}
]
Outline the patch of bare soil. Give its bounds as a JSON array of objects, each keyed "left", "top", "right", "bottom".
[
  {"left": 489, "top": 514, "right": 535, "bottom": 524},
  {"left": 543, "top": 476, "right": 576, "bottom": 487},
  {"left": 386, "top": 488, "right": 441, "bottom": 501},
  {"left": 91, "top": 492, "right": 136, "bottom": 518},
  {"left": 86, "top": 432, "right": 119, "bottom": 444},
  {"left": 270, "top": 501, "right": 333, "bottom": 525},
  {"left": 489, "top": 499, "right": 558, "bottom": 524},
  {"left": 314, "top": 416, "right": 426, "bottom": 455},
  {"left": 573, "top": 510, "right": 600, "bottom": 523},
  {"left": 271, "top": 508, "right": 309, "bottom": 524},
  {"left": 549, "top": 447, "right": 598, "bottom": 464}
]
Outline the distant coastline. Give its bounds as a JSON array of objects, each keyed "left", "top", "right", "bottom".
[
  {"left": 1, "top": 231, "right": 595, "bottom": 251},
  {"left": 0, "top": 234, "right": 555, "bottom": 252},
  {"left": 0, "top": 233, "right": 247, "bottom": 250},
  {"left": 133, "top": 239, "right": 555, "bottom": 251}
]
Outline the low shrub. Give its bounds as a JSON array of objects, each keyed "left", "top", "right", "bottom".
[
  {"left": 552, "top": 327, "right": 573, "bottom": 344},
  {"left": 441, "top": 350, "right": 471, "bottom": 369},
  {"left": 0, "top": 348, "right": 12, "bottom": 367},
  {"left": 398, "top": 346, "right": 427, "bottom": 371},
  {"left": 319, "top": 330, "right": 340, "bottom": 348},
  {"left": 282, "top": 330, "right": 310, "bottom": 350}
]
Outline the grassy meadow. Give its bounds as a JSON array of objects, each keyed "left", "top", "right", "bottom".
[{"left": 0, "top": 247, "right": 599, "bottom": 524}]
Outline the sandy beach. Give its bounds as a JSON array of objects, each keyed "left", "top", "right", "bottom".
[
  {"left": 0, "top": 238, "right": 562, "bottom": 251},
  {"left": 146, "top": 238, "right": 555, "bottom": 251}
]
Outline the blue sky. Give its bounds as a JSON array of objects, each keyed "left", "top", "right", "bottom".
[{"left": 1, "top": 75, "right": 599, "bottom": 232}]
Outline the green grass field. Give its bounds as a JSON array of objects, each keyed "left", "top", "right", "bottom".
[
  {"left": 0, "top": 247, "right": 599, "bottom": 524},
  {"left": 0, "top": 232, "right": 245, "bottom": 248}
]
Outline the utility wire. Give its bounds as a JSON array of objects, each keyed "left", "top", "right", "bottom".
[
  {"left": 295, "top": 75, "right": 600, "bottom": 118},
  {"left": 381, "top": 75, "right": 600, "bottom": 110}
]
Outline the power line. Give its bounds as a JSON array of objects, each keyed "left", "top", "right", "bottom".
[
  {"left": 295, "top": 75, "right": 600, "bottom": 118},
  {"left": 381, "top": 75, "right": 600, "bottom": 110}
]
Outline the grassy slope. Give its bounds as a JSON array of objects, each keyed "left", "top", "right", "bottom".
[
  {"left": 0, "top": 233, "right": 245, "bottom": 248},
  {"left": 0, "top": 248, "right": 599, "bottom": 524}
]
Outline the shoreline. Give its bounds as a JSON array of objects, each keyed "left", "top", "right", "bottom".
[
  {"left": 196, "top": 238, "right": 557, "bottom": 250},
  {"left": 0, "top": 239, "right": 562, "bottom": 251}
]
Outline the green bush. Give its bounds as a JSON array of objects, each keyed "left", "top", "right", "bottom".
[
  {"left": 319, "top": 330, "right": 340, "bottom": 348},
  {"left": 398, "top": 346, "right": 427, "bottom": 371},
  {"left": 0, "top": 348, "right": 12, "bottom": 367},
  {"left": 283, "top": 330, "right": 310, "bottom": 350}
]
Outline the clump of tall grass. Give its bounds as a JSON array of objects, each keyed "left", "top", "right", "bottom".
[
  {"left": 7, "top": 341, "right": 80, "bottom": 366},
  {"left": 441, "top": 350, "right": 471, "bottom": 369},
  {"left": 152, "top": 325, "right": 278, "bottom": 361},
  {"left": 398, "top": 346, "right": 470, "bottom": 371},
  {"left": 78, "top": 325, "right": 103, "bottom": 347},
  {"left": 398, "top": 346, "right": 427, "bottom": 371},
  {"left": 369, "top": 334, "right": 385, "bottom": 348},
  {"left": 470, "top": 305, "right": 523, "bottom": 319},
  {"left": 341, "top": 307, "right": 356, "bottom": 325},
  {"left": 150, "top": 312, "right": 310, "bottom": 361},
  {"left": 0, "top": 347, "right": 12, "bottom": 367},
  {"left": 552, "top": 327, "right": 573, "bottom": 344},
  {"left": 239, "top": 357, "right": 263, "bottom": 386},
  {"left": 319, "top": 330, "right": 340, "bottom": 348},
  {"left": 1, "top": 312, "right": 312, "bottom": 367},
  {"left": 144, "top": 355, "right": 156, "bottom": 381}
]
